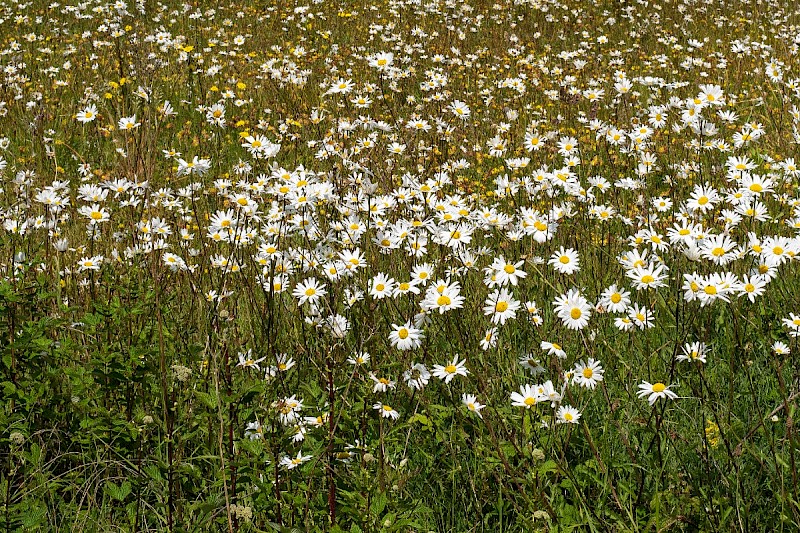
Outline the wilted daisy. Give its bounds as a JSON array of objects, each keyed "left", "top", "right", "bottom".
[
  {"left": 237, "top": 349, "right": 267, "bottom": 371},
  {"left": 274, "top": 354, "right": 296, "bottom": 372},
  {"left": 480, "top": 327, "right": 498, "bottom": 351},
  {"left": 628, "top": 304, "right": 655, "bottom": 329},
  {"left": 369, "top": 373, "right": 396, "bottom": 393},
  {"left": 519, "top": 354, "right": 547, "bottom": 376},
  {"left": 163, "top": 252, "right": 187, "bottom": 271},
  {"left": 244, "top": 421, "right": 263, "bottom": 440},
  {"left": 373, "top": 403, "right": 399, "bottom": 420},
  {"left": 677, "top": 342, "right": 707, "bottom": 363},
  {"left": 541, "top": 341, "right": 567, "bottom": 359},
  {"left": 403, "top": 363, "right": 431, "bottom": 390},
  {"left": 347, "top": 352, "right": 371, "bottom": 366},
  {"left": 782, "top": 314, "right": 800, "bottom": 337},
  {"left": 281, "top": 451, "right": 312, "bottom": 470},
  {"left": 462, "top": 394, "right": 485, "bottom": 418}
]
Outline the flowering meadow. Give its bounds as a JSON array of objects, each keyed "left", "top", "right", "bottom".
[{"left": 4, "top": 0, "right": 800, "bottom": 530}]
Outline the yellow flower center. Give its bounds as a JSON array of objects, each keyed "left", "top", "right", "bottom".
[
  {"left": 559, "top": 255, "right": 570, "bottom": 264},
  {"left": 611, "top": 293, "right": 622, "bottom": 303},
  {"left": 496, "top": 301, "right": 509, "bottom": 312},
  {"left": 652, "top": 383, "right": 666, "bottom": 393},
  {"left": 582, "top": 368, "right": 593, "bottom": 378},
  {"left": 570, "top": 308, "right": 582, "bottom": 319},
  {"left": 504, "top": 265, "right": 516, "bottom": 274},
  {"left": 305, "top": 288, "right": 316, "bottom": 296},
  {"left": 437, "top": 295, "right": 451, "bottom": 306},
  {"left": 445, "top": 364, "right": 457, "bottom": 374},
  {"left": 704, "top": 285, "right": 717, "bottom": 295},
  {"left": 398, "top": 329, "right": 409, "bottom": 339},
  {"left": 641, "top": 275, "right": 655, "bottom": 284},
  {"left": 524, "top": 397, "right": 536, "bottom": 406},
  {"left": 698, "top": 196, "right": 709, "bottom": 205}
]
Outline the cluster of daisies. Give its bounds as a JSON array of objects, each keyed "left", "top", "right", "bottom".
[{"left": 3, "top": 0, "right": 800, "bottom": 474}]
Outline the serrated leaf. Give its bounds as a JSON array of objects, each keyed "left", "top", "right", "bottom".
[
  {"left": 370, "top": 491, "right": 387, "bottom": 516},
  {"left": 195, "top": 390, "right": 217, "bottom": 410}
]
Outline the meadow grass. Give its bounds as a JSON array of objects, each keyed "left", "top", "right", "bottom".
[{"left": 2, "top": 0, "right": 800, "bottom": 530}]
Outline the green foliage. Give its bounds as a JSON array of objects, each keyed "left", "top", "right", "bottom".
[{"left": 2, "top": 0, "right": 800, "bottom": 530}]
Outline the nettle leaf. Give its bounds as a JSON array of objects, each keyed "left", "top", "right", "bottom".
[
  {"left": 104, "top": 480, "right": 132, "bottom": 502},
  {"left": 195, "top": 390, "right": 218, "bottom": 410},
  {"left": 20, "top": 502, "right": 47, "bottom": 528}
]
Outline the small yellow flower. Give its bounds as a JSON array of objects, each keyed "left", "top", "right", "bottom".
[{"left": 705, "top": 419, "right": 720, "bottom": 448}]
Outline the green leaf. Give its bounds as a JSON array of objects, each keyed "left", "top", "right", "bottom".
[
  {"left": 20, "top": 504, "right": 46, "bottom": 528},
  {"left": 195, "top": 390, "right": 217, "bottom": 410},
  {"left": 370, "top": 491, "right": 387, "bottom": 516},
  {"left": 104, "top": 480, "right": 132, "bottom": 501}
]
